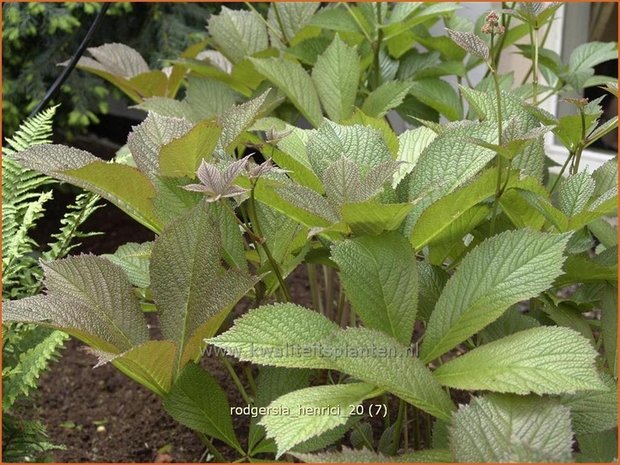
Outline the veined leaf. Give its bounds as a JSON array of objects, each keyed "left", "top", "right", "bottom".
[
  {"left": 577, "top": 429, "right": 618, "bottom": 463},
  {"left": 163, "top": 363, "right": 242, "bottom": 452},
  {"left": 208, "top": 303, "right": 339, "bottom": 369},
  {"left": 218, "top": 91, "right": 269, "bottom": 152},
  {"left": 445, "top": 29, "right": 489, "bottom": 60},
  {"left": 185, "top": 76, "right": 238, "bottom": 121},
  {"left": 450, "top": 394, "right": 574, "bottom": 462},
  {"left": 250, "top": 57, "right": 323, "bottom": 127},
  {"left": 340, "top": 202, "right": 413, "bottom": 236},
  {"left": 151, "top": 202, "right": 256, "bottom": 372},
  {"left": 267, "top": 3, "right": 319, "bottom": 47},
  {"left": 557, "top": 172, "right": 596, "bottom": 217},
  {"left": 110, "top": 340, "right": 176, "bottom": 396},
  {"left": 80, "top": 43, "right": 149, "bottom": 78},
  {"left": 260, "top": 383, "right": 379, "bottom": 457},
  {"left": 311, "top": 35, "right": 360, "bottom": 122},
  {"left": 103, "top": 241, "right": 152, "bottom": 288},
  {"left": 361, "top": 81, "right": 412, "bottom": 119},
  {"left": 420, "top": 230, "right": 570, "bottom": 363},
  {"left": 393, "top": 126, "right": 437, "bottom": 187},
  {"left": 409, "top": 79, "right": 462, "bottom": 121},
  {"left": 435, "top": 327, "right": 606, "bottom": 394},
  {"left": 321, "top": 328, "right": 455, "bottom": 420},
  {"left": 12, "top": 145, "right": 161, "bottom": 232},
  {"left": 127, "top": 114, "right": 193, "bottom": 179},
  {"left": 3, "top": 255, "right": 149, "bottom": 354},
  {"left": 331, "top": 232, "right": 418, "bottom": 344},
  {"left": 208, "top": 7, "right": 269, "bottom": 63},
  {"left": 158, "top": 121, "right": 221, "bottom": 178},
  {"left": 561, "top": 373, "right": 617, "bottom": 434},
  {"left": 569, "top": 41, "right": 618, "bottom": 76},
  {"left": 293, "top": 447, "right": 453, "bottom": 463},
  {"left": 306, "top": 120, "right": 392, "bottom": 179}
]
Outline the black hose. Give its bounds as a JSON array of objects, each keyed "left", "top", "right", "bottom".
[{"left": 29, "top": 2, "right": 111, "bottom": 118}]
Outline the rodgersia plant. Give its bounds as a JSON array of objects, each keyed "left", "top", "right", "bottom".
[{"left": 3, "top": 3, "right": 618, "bottom": 462}]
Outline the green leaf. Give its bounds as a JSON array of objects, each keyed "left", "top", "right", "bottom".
[
  {"left": 12, "top": 145, "right": 161, "bottom": 233},
  {"left": 478, "top": 306, "right": 540, "bottom": 344},
  {"left": 411, "top": 168, "right": 498, "bottom": 249},
  {"left": 600, "top": 284, "right": 617, "bottom": 377},
  {"left": 331, "top": 232, "right": 418, "bottom": 344},
  {"left": 267, "top": 3, "right": 319, "bottom": 47},
  {"left": 260, "top": 383, "right": 379, "bottom": 457},
  {"left": 420, "top": 230, "right": 570, "bottom": 363},
  {"left": 151, "top": 202, "right": 256, "bottom": 372},
  {"left": 561, "top": 373, "right": 617, "bottom": 434},
  {"left": 3, "top": 256, "right": 149, "bottom": 354},
  {"left": 163, "top": 363, "right": 242, "bottom": 452},
  {"left": 127, "top": 113, "right": 193, "bottom": 179},
  {"left": 576, "top": 429, "right": 618, "bottom": 462},
  {"left": 158, "top": 121, "right": 221, "bottom": 178},
  {"left": 294, "top": 447, "right": 453, "bottom": 463},
  {"left": 218, "top": 91, "right": 269, "bottom": 152},
  {"left": 435, "top": 327, "right": 606, "bottom": 394},
  {"left": 340, "top": 202, "right": 413, "bottom": 236},
  {"left": 306, "top": 120, "right": 392, "bottom": 179},
  {"left": 450, "top": 394, "right": 574, "bottom": 462},
  {"left": 103, "top": 241, "right": 152, "bottom": 288},
  {"left": 557, "top": 172, "right": 596, "bottom": 217},
  {"left": 393, "top": 126, "right": 437, "bottom": 186},
  {"left": 569, "top": 42, "right": 618, "bottom": 75},
  {"left": 184, "top": 77, "right": 238, "bottom": 121},
  {"left": 311, "top": 35, "right": 360, "bottom": 122},
  {"left": 250, "top": 57, "right": 323, "bottom": 127},
  {"left": 208, "top": 7, "right": 269, "bottom": 63},
  {"left": 445, "top": 28, "right": 489, "bottom": 60},
  {"left": 361, "top": 81, "right": 412, "bottom": 118},
  {"left": 555, "top": 254, "right": 617, "bottom": 286},
  {"left": 409, "top": 79, "right": 463, "bottom": 121},
  {"left": 111, "top": 340, "right": 176, "bottom": 396},
  {"left": 417, "top": 263, "right": 448, "bottom": 323},
  {"left": 209, "top": 303, "right": 339, "bottom": 369},
  {"left": 320, "top": 328, "right": 455, "bottom": 420}
]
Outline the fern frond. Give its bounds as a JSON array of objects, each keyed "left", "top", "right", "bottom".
[
  {"left": 3, "top": 105, "right": 58, "bottom": 155},
  {"left": 2, "top": 414, "right": 64, "bottom": 463},
  {"left": 2, "top": 329, "right": 68, "bottom": 410},
  {"left": 43, "top": 192, "right": 103, "bottom": 262}
]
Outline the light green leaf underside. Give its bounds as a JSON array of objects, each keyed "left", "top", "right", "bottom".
[
  {"left": 320, "top": 328, "right": 455, "bottom": 420},
  {"left": 450, "top": 394, "right": 574, "bottom": 462},
  {"left": 393, "top": 126, "right": 437, "bottom": 187},
  {"left": 208, "top": 7, "right": 269, "bottom": 63},
  {"left": 331, "top": 232, "right": 417, "bottom": 344},
  {"left": 420, "top": 229, "right": 570, "bottom": 363},
  {"left": 103, "top": 241, "right": 152, "bottom": 288},
  {"left": 260, "top": 383, "right": 379, "bottom": 457},
  {"left": 561, "top": 373, "right": 617, "bottom": 434},
  {"left": 209, "top": 303, "right": 339, "bottom": 369},
  {"left": 435, "top": 327, "right": 606, "bottom": 394}
]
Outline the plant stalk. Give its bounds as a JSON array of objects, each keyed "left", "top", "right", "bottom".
[
  {"left": 390, "top": 400, "right": 406, "bottom": 455},
  {"left": 528, "top": 24, "right": 540, "bottom": 105},
  {"left": 220, "top": 356, "right": 252, "bottom": 405},
  {"left": 197, "top": 433, "right": 226, "bottom": 463}
]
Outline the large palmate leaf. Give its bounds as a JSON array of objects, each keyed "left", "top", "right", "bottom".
[
  {"left": 163, "top": 363, "right": 242, "bottom": 452},
  {"left": 434, "top": 327, "right": 605, "bottom": 394},
  {"left": 209, "top": 303, "right": 339, "bottom": 369},
  {"left": 207, "top": 7, "right": 269, "bottom": 63},
  {"left": 3, "top": 255, "right": 149, "bottom": 354},
  {"left": 450, "top": 395, "right": 573, "bottom": 462},
  {"left": 420, "top": 230, "right": 570, "bottom": 363},
  {"left": 150, "top": 201, "right": 256, "bottom": 372},
  {"left": 331, "top": 232, "right": 418, "bottom": 344},
  {"left": 12, "top": 145, "right": 161, "bottom": 232},
  {"left": 320, "top": 328, "right": 455, "bottom": 420},
  {"left": 250, "top": 57, "right": 323, "bottom": 127},
  {"left": 260, "top": 383, "right": 379, "bottom": 457},
  {"left": 127, "top": 114, "right": 192, "bottom": 179},
  {"left": 311, "top": 35, "right": 360, "bottom": 122},
  {"left": 306, "top": 121, "right": 393, "bottom": 178}
]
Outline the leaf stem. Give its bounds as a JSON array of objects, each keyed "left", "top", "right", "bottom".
[
  {"left": 489, "top": 31, "right": 505, "bottom": 236},
  {"left": 528, "top": 24, "right": 539, "bottom": 105},
  {"left": 197, "top": 432, "right": 227, "bottom": 463},
  {"left": 371, "top": 3, "right": 384, "bottom": 90},
  {"left": 390, "top": 399, "right": 406, "bottom": 455},
  {"left": 220, "top": 356, "right": 252, "bottom": 405},
  {"left": 342, "top": 3, "right": 373, "bottom": 44}
]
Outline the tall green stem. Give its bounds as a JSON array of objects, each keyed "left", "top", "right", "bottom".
[
  {"left": 489, "top": 31, "right": 505, "bottom": 236},
  {"left": 220, "top": 356, "right": 252, "bottom": 405},
  {"left": 528, "top": 24, "right": 540, "bottom": 105},
  {"left": 390, "top": 400, "right": 406, "bottom": 455},
  {"left": 197, "top": 433, "right": 227, "bottom": 462},
  {"left": 371, "top": 3, "right": 384, "bottom": 90}
]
